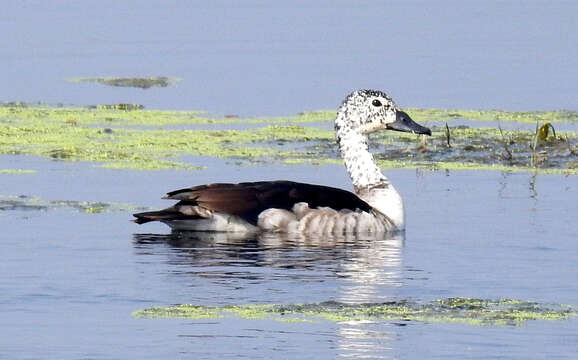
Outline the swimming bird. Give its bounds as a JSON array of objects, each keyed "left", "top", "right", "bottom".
[{"left": 133, "top": 89, "right": 431, "bottom": 234}]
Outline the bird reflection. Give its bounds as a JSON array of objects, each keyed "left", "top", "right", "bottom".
[
  {"left": 133, "top": 230, "right": 404, "bottom": 359},
  {"left": 133, "top": 230, "right": 403, "bottom": 276}
]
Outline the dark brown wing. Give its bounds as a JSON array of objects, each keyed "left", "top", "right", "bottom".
[{"left": 134, "top": 180, "right": 371, "bottom": 225}]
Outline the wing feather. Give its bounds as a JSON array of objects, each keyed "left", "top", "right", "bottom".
[{"left": 135, "top": 180, "right": 371, "bottom": 225}]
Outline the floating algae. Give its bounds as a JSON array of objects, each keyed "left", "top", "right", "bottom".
[
  {"left": 0, "top": 106, "right": 321, "bottom": 170},
  {"left": 0, "top": 104, "right": 577, "bottom": 171},
  {"left": 405, "top": 108, "right": 578, "bottom": 124},
  {"left": 94, "top": 104, "right": 144, "bottom": 111},
  {"left": 133, "top": 298, "right": 576, "bottom": 326},
  {"left": 67, "top": 76, "right": 181, "bottom": 89},
  {"left": 0, "top": 194, "right": 144, "bottom": 214},
  {"left": 0, "top": 169, "right": 36, "bottom": 174}
]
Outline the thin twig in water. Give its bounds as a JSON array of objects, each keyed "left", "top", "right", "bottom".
[
  {"left": 417, "top": 134, "right": 428, "bottom": 152},
  {"left": 498, "top": 123, "right": 512, "bottom": 161},
  {"left": 565, "top": 135, "right": 577, "bottom": 155},
  {"left": 531, "top": 122, "right": 539, "bottom": 167}
]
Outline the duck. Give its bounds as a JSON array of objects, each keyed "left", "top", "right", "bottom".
[{"left": 133, "top": 89, "right": 431, "bottom": 234}]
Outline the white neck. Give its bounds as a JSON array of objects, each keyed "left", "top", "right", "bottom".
[
  {"left": 335, "top": 123, "right": 405, "bottom": 229},
  {"left": 337, "top": 130, "right": 388, "bottom": 190}
]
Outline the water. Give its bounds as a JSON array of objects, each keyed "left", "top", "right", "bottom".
[
  {"left": 1, "top": 159, "right": 577, "bottom": 359},
  {"left": 1, "top": 1, "right": 577, "bottom": 115},
  {"left": 1, "top": 1, "right": 577, "bottom": 358}
]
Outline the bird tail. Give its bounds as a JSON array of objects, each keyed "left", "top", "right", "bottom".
[{"left": 132, "top": 210, "right": 180, "bottom": 224}]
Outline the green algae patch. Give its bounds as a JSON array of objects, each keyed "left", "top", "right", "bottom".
[
  {"left": 132, "top": 303, "right": 304, "bottom": 322},
  {"left": 133, "top": 305, "right": 222, "bottom": 319},
  {"left": 95, "top": 104, "right": 144, "bottom": 111},
  {"left": 67, "top": 76, "right": 181, "bottom": 89},
  {"left": 0, "top": 105, "right": 207, "bottom": 126},
  {"left": 0, "top": 103, "right": 577, "bottom": 171},
  {"left": 223, "top": 304, "right": 280, "bottom": 320},
  {"left": 100, "top": 159, "right": 203, "bottom": 171},
  {"left": 260, "top": 124, "right": 332, "bottom": 140},
  {"left": 0, "top": 169, "right": 36, "bottom": 174},
  {"left": 405, "top": 108, "right": 578, "bottom": 124},
  {"left": 133, "top": 298, "right": 576, "bottom": 326},
  {"left": 0, "top": 194, "right": 145, "bottom": 213},
  {"left": 0, "top": 108, "right": 288, "bottom": 169}
]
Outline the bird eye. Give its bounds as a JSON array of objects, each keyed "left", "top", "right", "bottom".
[{"left": 372, "top": 99, "right": 382, "bottom": 107}]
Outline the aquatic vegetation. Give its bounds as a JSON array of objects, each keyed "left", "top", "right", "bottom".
[
  {"left": 133, "top": 298, "right": 576, "bottom": 326},
  {"left": 386, "top": 124, "right": 577, "bottom": 173},
  {"left": 444, "top": 122, "right": 451, "bottom": 148},
  {"left": 498, "top": 124, "right": 513, "bottom": 161},
  {"left": 0, "top": 104, "right": 577, "bottom": 172},
  {"left": 536, "top": 122, "right": 557, "bottom": 142},
  {"left": 67, "top": 76, "right": 181, "bottom": 89},
  {"left": 95, "top": 104, "right": 144, "bottom": 111},
  {"left": 0, "top": 194, "right": 144, "bottom": 213},
  {"left": 134, "top": 305, "right": 222, "bottom": 319},
  {"left": 531, "top": 122, "right": 559, "bottom": 167},
  {"left": 405, "top": 108, "right": 578, "bottom": 124},
  {"left": 0, "top": 169, "right": 36, "bottom": 174}
]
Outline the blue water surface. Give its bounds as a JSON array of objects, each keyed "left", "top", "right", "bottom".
[
  {"left": 1, "top": 1, "right": 577, "bottom": 359},
  {"left": 0, "top": 1, "right": 576, "bottom": 115}
]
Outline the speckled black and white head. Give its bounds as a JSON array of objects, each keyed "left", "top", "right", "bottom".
[{"left": 335, "top": 89, "right": 431, "bottom": 136}]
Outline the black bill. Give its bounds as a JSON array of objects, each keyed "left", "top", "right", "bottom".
[{"left": 387, "top": 111, "right": 431, "bottom": 135}]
